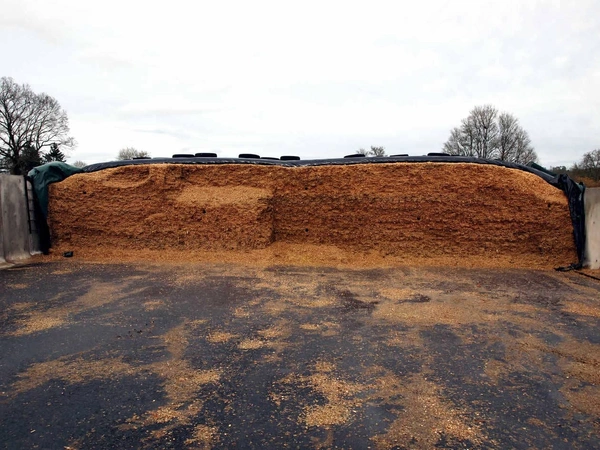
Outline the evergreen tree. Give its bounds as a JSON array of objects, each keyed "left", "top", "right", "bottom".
[
  {"left": 43, "top": 143, "right": 67, "bottom": 163},
  {"left": 17, "top": 143, "right": 43, "bottom": 174}
]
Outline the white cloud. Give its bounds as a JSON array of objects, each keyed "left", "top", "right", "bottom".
[{"left": 1, "top": 0, "right": 599, "bottom": 167}]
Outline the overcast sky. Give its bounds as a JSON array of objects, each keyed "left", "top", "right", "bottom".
[{"left": 1, "top": 0, "right": 598, "bottom": 167}]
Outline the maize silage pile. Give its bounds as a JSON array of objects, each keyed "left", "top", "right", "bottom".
[{"left": 47, "top": 162, "right": 577, "bottom": 268}]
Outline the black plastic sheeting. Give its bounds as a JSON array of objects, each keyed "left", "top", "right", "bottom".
[
  {"left": 73, "top": 156, "right": 586, "bottom": 267},
  {"left": 84, "top": 154, "right": 556, "bottom": 179},
  {"left": 552, "top": 174, "right": 586, "bottom": 270}
]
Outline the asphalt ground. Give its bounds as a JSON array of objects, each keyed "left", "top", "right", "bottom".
[{"left": 1, "top": 261, "right": 599, "bottom": 449}]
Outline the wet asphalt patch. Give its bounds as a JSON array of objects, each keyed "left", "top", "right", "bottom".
[{"left": 1, "top": 261, "right": 599, "bottom": 449}]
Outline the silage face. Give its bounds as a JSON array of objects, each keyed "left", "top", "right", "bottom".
[{"left": 47, "top": 163, "right": 576, "bottom": 269}]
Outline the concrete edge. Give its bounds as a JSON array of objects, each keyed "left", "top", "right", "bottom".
[
  {"left": 1, "top": 175, "right": 42, "bottom": 262},
  {"left": 584, "top": 187, "right": 600, "bottom": 270}
]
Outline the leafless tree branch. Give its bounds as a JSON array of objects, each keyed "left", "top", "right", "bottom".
[
  {"left": 0, "top": 77, "right": 76, "bottom": 174},
  {"left": 442, "top": 105, "right": 538, "bottom": 164}
]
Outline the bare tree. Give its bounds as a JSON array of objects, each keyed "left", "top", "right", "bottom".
[
  {"left": 443, "top": 127, "right": 471, "bottom": 156},
  {"left": 497, "top": 113, "right": 519, "bottom": 161},
  {"left": 511, "top": 128, "right": 537, "bottom": 164},
  {"left": 581, "top": 149, "right": 600, "bottom": 181},
  {"left": 443, "top": 112, "right": 489, "bottom": 158},
  {"left": 0, "top": 77, "right": 75, "bottom": 174},
  {"left": 357, "top": 146, "right": 386, "bottom": 156},
  {"left": 71, "top": 160, "right": 87, "bottom": 168},
  {"left": 369, "top": 146, "right": 386, "bottom": 157},
  {"left": 470, "top": 105, "right": 499, "bottom": 159},
  {"left": 497, "top": 113, "right": 537, "bottom": 164},
  {"left": 443, "top": 105, "right": 538, "bottom": 164},
  {"left": 117, "top": 147, "right": 150, "bottom": 160}
]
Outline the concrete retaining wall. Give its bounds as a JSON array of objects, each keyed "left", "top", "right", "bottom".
[
  {"left": 584, "top": 187, "right": 600, "bottom": 270},
  {"left": 0, "top": 190, "right": 4, "bottom": 263},
  {"left": 0, "top": 175, "right": 40, "bottom": 262}
]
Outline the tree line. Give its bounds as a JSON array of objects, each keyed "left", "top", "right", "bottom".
[
  {"left": 71, "top": 148, "right": 151, "bottom": 169},
  {"left": 1, "top": 77, "right": 597, "bottom": 184},
  {"left": 442, "top": 105, "right": 538, "bottom": 164},
  {"left": 550, "top": 149, "right": 600, "bottom": 187}
]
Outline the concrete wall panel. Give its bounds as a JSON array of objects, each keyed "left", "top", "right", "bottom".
[
  {"left": 0, "top": 184, "right": 5, "bottom": 263},
  {"left": 0, "top": 175, "right": 32, "bottom": 261},
  {"left": 25, "top": 180, "right": 41, "bottom": 255},
  {"left": 584, "top": 187, "right": 600, "bottom": 269}
]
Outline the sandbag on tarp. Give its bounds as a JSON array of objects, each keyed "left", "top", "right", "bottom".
[
  {"left": 84, "top": 155, "right": 559, "bottom": 183},
  {"left": 28, "top": 162, "right": 82, "bottom": 254}
]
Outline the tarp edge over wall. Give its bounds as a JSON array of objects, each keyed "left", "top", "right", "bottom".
[{"left": 28, "top": 162, "right": 83, "bottom": 254}]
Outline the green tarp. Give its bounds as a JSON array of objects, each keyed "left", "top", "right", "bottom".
[{"left": 28, "top": 162, "right": 83, "bottom": 218}]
